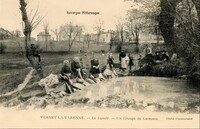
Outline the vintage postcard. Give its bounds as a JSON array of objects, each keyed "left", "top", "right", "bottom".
[{"left": 0, "top": 0, "right": 199, "bottom": 128}]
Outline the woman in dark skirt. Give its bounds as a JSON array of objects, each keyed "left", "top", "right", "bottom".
[
  {"left": 90, "top": 58, "right": 100, "bottom": 77},
  {"left": 128, "top": 53, "right": 134, "bottom": 71},
  {"left": 59, "top": 60, "right": 79, "bottom": 94}
]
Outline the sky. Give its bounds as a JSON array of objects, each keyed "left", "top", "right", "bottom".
[{"left": 0, "top": 0, "right": 133, "bottom": 38}]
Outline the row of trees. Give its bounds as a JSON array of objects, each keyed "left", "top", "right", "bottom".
[
  {"left": 173, "top": 0, "right": 200, "bottom": 74},
  {"left": 59, "top": 22, "right": 83, "bottom": 51},
  {"left": 159, "top": 0, "right": 200, "bottom": 53},
  {"left": 51, "top": 20, "right": 104, "bottom": 46},
  {"left": 18, "top": 0, "right": 161, "bottom": 53},
  {"left": 18, "top": 0, "right": 161, "bottom": 77},
  {"left": 0, "top": 28, "right": 22, "bottom": 40},
  {"left": 18, "top": 0, "right": 200, "bottom": 78},
  {"left": 49, "top": 0, "right": 161, "bottom": 53},
  {"left": 19, "top": 0, "right": 103, "bottom": 76},
  {"left": 113, "top": 0, "right": 161, "bottom": 52},
  {"left": 158, "top": 0, "right": 200, "bottom": 77}
]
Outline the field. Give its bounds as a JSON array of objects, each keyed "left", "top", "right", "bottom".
[
  {"left": 1, "top": 39, "right": 158, "bottom": 77},
  {"left": 0, "top": 39, "right": 159, "bottom": 77},
  {"left": 2, "top": 39, "right": 142, "bottom": 53}
]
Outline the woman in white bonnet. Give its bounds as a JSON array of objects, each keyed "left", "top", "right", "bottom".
[{"left": 71, "top": 57, "right": 85, "bottom": 83}]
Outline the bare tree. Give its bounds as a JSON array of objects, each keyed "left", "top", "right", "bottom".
[
  {"left": 126, "top": 11, "right": 143, "bottom": 53},
  {"left": 126, "top": 0, "right": 160, "bottom": 53},
  {"left": 11, "top": 30, "right": 22, "bottom": 38},
  {"left": 51, "top": 29, "right": 61, "bottom": 41},
  {"left": 85, "top": 33, "right": 91, "bottom": 50},
  {"left": 19, "top": 0, "right": 44, "bottom": 78},
  {"left": 116, "top": 17, "right": 126, "bottom": 52},
  {"left": 60, "top": 22, "right": 83, "bottom": 51},
  {"left": 93, "top": 19, "right": 104, "bottom": 46},
  {"left": 43, "top": 21, "right": 49, "bottom": 51}
]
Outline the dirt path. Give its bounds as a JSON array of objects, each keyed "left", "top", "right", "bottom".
[{"left": 0, "top": 68, "right": 34, "bottom": 97}]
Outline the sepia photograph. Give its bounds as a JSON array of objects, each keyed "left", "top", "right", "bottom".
[{"left": 0, "top": 0, "right": 199, "bottom": 128}]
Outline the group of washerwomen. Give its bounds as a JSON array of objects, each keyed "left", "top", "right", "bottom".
[
  {"left": 26, "top": 44, "right": 169, "bottom": 94},
  {"left": 118, "top": 45, "right": 170, "bottom": 71},
  {"left": 59, "top": 51, "right": 135, "bottom": 94},
  {"left": 139, "top": 45, "right": 170, "bottom": 67},
  {"left": 25, "top": 44, "right": 133, "bottom": 94}
]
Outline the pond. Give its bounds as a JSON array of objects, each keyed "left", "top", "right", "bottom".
[{"left": 67, "top": 76, "right": 200, "bottom": 112}]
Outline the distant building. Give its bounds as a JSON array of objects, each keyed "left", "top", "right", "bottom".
[
  {"left": 99, "top": 31, "right": 112, "bottom": 43},
  {"left": 90, "top": 33, "right": 97, "bottom": 43},
  {"left": 37, "top": 32, "right": 51, "bottom": 42},
  {"left": 89, "top": 31, "right": 113, "bottom": 44},
  {"left": 88, "top": 30, "right": 132, "bottom": 44},
  {"left": 86, "top": 29, "right": 164, "bottom": 44}
]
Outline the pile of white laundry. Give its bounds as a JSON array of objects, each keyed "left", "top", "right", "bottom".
[{"left": 38, "top": 74, "right": 60, "bottom": 94}]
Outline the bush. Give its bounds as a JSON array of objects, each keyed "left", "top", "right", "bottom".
[
  {"left": 134, "top": 60, "right": 187, "bottom": 77},
  {"left": 0, "top": 43, "right": 6, "bottom": 54},
  {"left": 115, "top": 44, "right": 122, "bottom": 52}
]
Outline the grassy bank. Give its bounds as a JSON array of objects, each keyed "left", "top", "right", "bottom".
[
  {"left": 0, "top": 68, "right": 31, "bottom": 95},
  {"left": 133, "top": 59, "right": 200, "bottom": 85}
]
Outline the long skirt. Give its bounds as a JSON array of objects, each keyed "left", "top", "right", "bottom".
[{"left": 121, "top": 57, "right": 127, "bottom": 69}]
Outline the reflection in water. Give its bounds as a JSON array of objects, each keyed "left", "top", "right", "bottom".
[
  {"left": 69, "top": 77, "right": 200, "bottom": 107},
  {"left": 85, "top": 91, "right": 92, "bottom": 98},
  {"left": 99, "top": 84, "right": 108, "bottom": 97},
  {"left": 113, "top": 87, "right": 120, "bottom": 94}
]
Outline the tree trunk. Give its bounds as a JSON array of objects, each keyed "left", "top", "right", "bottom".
[
  {"left": 56, "top": 35, "right": 59, "bottom": 41},
  {"left": 135, "top": 30, "right": 140, "bottom": 53},
  {"left": 19, "top": 0, "right": 43, "bottom": 78},
  {"left": 83, "top": 41, "right": 85, "bottom": 51},
  {"left": 87, "top": 36, "right": 90, "bottom": 49},
  {"left": 159, "top": 0, "right": 181, "bottom": 55},
  {"left": 45, "top": 31, "right": 48, "bottom": 51},
  {"left": 97, "top": 34, "right": 100, "bottom": 46},
  {"left": 68, "top": 33, "right": 72, "bottom": 51},
  {"left": 192, "top": 0, "right": 200, "bottom": 71},
  {"left": 121, "top": 30, "right": 124, "bottom": 43},
  {"left": 87, "top": 42, "right": 90, "bottom": 49},
  {"left": 192, "top": 0, "right": 200, "bottom": 43},
  {"left": 159, "top": 0, "right": 200, "bottom": 70},
  {"left": 68, "top": 41, "right": 71, "bottom": 51}
]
